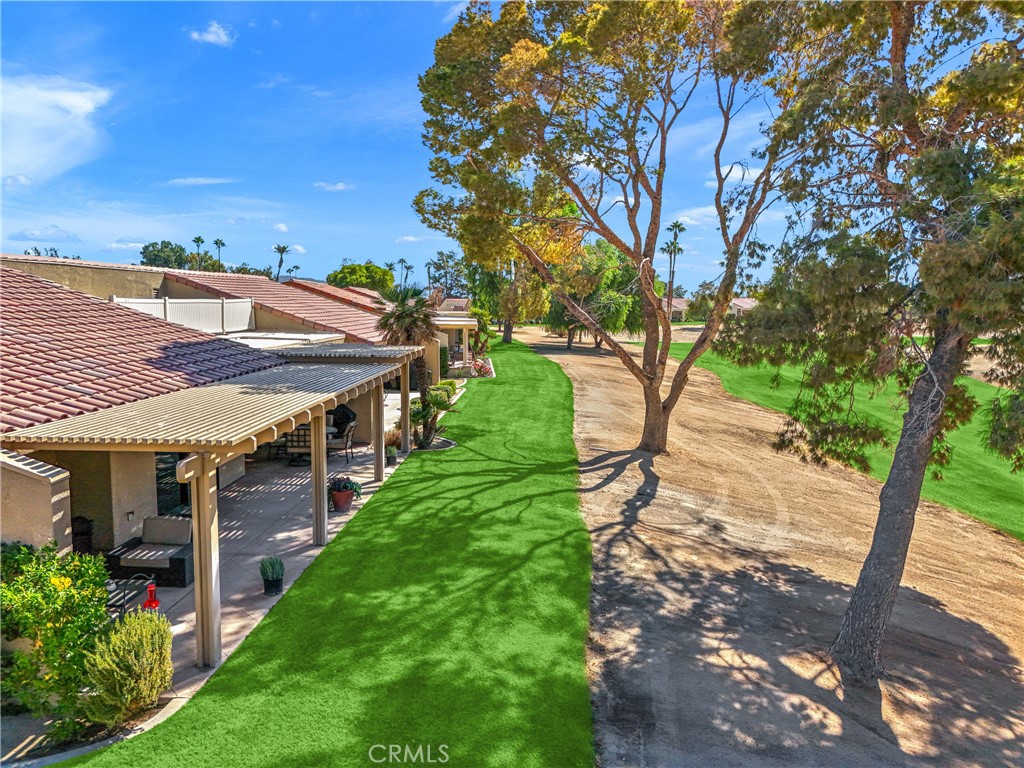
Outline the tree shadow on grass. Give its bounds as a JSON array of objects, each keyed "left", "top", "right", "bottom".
[{"left": 579, "top": 449, "right": 1024, "bottom": 768}]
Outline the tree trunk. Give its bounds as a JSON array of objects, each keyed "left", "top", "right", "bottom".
[
  {"left": 830, "top": 331, "right": 969, "bottom": 681},
  {"left": 594, "top": 336, "right": 603, "bottom": 349},
  {"left": 502, "top": 319, "right": 513, "bottom": 343},
  {"left": 414, "top": 356, "right": 431, "bottom": 401},
  {"left": 638, "top": 385, "right": 670, "bottom": 453},
  {"left": 566, "top": 327, "right": 575, "bottom": 350}
]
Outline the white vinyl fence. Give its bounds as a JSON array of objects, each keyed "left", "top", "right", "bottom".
[{"left": 113, "top": 296, "right": 255, "bottom": 334}]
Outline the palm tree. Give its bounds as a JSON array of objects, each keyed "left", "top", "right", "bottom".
[
  {"left": 192, "top": 236, "right": 205, "bottom": 259},
  {"left": 375, "top": 284, "right": 439, "bottom": 400},
  {"left": 396, "top": 257, "right": 410, "bottom": 287},
  {"left": 273, "top": 244, "right": 291, "bottom": 281},
  {"left": 213, "top": 238, "right": 226, "bottom": 260}
]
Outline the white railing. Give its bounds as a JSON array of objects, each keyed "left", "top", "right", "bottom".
[{"left": 112, "top": 296, "right": 254, "bottom": 334}]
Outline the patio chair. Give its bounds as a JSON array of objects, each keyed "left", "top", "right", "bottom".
[
  {"left": 286, "top": 425, "right": 313, "bottom": 465},
  {"left": 328, "top": 421, "right": 358, "bottom": 464},
  {"left": 106, "top": 516, "right": 194, "bottom": 588}
]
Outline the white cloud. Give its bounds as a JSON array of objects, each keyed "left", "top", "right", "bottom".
[
  {"left": 395, "top": 235, "right": 424, "bottom": 243},
  {"left": 313, "top": 181, "right": 354, "bottom": 192},
  {"left": 273, "top": 223, "right": 289, "bottom": 233},
  {"left": 443, "top": 2, "right": 468, "bottom": 23},
  {"left": 8, "top": 224, "right": 81, "bottom": 243},
  {"left": 703, "top": 164, "right": 766, "bottom": 188},
  {"left": 673, "top": 205, "right": 718, "bottom": 227},
  {"left": 105, "top": 237, "right": 146, "bottom": 251},
  {"left": 167, "top": 177, "right": 237, "bottom": 186},
  {"left": 258, "top": 74, "right": 290, "bottom": 89},
  {"left": 188, "top": 21, "right": 237, "bottom": 47},
  {"left": 1, "top": 75, "right": 111, "bottom": 186},
  {"left": 292, "top": 244, "right": 307, "bottom": 254}
]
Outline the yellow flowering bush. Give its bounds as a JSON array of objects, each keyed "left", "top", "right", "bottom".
[{"left": 1, "top": 542, "right": 109, "bottom": 740}]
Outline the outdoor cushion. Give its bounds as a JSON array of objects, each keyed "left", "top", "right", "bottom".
[
  {"left": 141, "top": 515, "right": 192, "bottom": 545},
  {"left": 119, "top": 543, "right": 181, "bottom": 570}
]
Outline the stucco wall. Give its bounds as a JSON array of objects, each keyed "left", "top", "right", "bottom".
[
  {"left": 1, "top": 258, "right": 165, "bottom": 300},
  {"left": 0, "top": 463, "right": 72, "bottom": 553},
  {"left": 425, "top": 337, "right": 443, "bottom": 385},
  {"left": 109, "top": 453, "right": 157, "bottom": 545},
  {"left": 349, "top": 392, "right": 373, "bottom": 444},
  {"left": 31, "top": 450, "right": 157, "bottom": 550}
]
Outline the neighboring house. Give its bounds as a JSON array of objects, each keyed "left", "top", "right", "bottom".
[
  {"left": 163, "top": 272, "right": 385, "bottom": 343},
  {"left": 287, "top": 279, "right": 465, "bottom": 376},
  {"left": 287, "top": 279, "right": 385, "bottom": 315},
  {"left": 663, "top": 297, "right": 690, "bottom": 321},
  {"left": 439, "top": 297, "right": 471, "bottom": 314},
  {"left": 0, "top": 254, "right": 385, "bottom": 343},
  {"left": 0, "top": 267, "right": 285, "bottom": 552},
  {"left": 0, "top": 267, "right": 423, "bottom": 668},
  {"left": 729, "top": 297, "right": 758, "bottom": 316}
]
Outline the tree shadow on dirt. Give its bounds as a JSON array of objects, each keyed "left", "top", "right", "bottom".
[{"left": 579, "top": 449, "right": 1023, "bottom": 768}]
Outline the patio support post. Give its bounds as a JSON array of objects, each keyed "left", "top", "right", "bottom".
[
  {"left": 192, "top": 452, "right": 222, "bottom": 668},
  {"left": 400, "top": 363, "right": 411, "bottom": 453},
  {"left": 462, "top": 329, "right": 470, "bottom": 364},
  {"left": 311, "top": 412, "right": 328, "bottom": 546},
  {"left": 372, "top": 383, "right": 385, "bottom": 482}
]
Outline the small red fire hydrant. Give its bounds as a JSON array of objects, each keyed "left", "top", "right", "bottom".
[{"left": 141, "top": 582, "right": 160, "bottom": 611}]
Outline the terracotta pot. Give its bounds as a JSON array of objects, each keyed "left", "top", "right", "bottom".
[{"left": 331, "top": 489, "right": 355, "bottom": 513}]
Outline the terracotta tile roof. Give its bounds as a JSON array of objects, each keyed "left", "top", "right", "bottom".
[
  {"left": 286, "top": 279, "right": 386, "bottom": 315},
  {"left": 0, "top": 267, "right": 285, "bottom": 433},
  {"left": 167, "top": 272, "right": 384, "bottom": 343}
]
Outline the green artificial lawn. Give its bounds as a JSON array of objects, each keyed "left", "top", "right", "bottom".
[
  {"left": 67, "top": 342, "right": 593, "bottom": 768},
  {"left": 669, "top": 343, "right": 1023, "bottom": 541}
]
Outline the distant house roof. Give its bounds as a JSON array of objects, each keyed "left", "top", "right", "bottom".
[
  {"left": 731, "top": 297, "right": 758, "bottom": 310},
  {"left": 0, "top": 267, "right": 284, "bottom": 433},
  {"left": 165, "top": 272, "right": 384, "bottom": 343},
  {"left": 439, "top": 297, "right": 471, "bottom": 313},
  {"left": 663, "top": 297, "right": 689, "bottom": 310},
  {"left": 286, "top": 279, "right": 385, "bottom": 315}
]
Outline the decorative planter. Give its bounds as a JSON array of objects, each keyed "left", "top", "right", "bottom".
[
  {"left": 331, "top": 489, "right": 355, "bottom": 513},
  {"left": 263, "top": 577, "right": 283, "bottom": 596},
  {"left": 386, "top": 455, "right": 397, "bottom": 467}
]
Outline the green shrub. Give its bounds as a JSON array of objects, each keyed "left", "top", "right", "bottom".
[
  {"left": 0, "top": 541, "right": 35, "bottom": 587},
  {"left": 0, "top": 543, "right": 109, "bottom": 740},
  {"left": 435, "top": 380, "right": 457, "bottom": 398},
  {"left": 439, "top": 345, "right": 449, "bottom": 377},
  {"left": 84, "top": 610, "right": 172, "bottom": 727},
  {"left": 259, "top": 556, "right": 285, "bottom": 581}
]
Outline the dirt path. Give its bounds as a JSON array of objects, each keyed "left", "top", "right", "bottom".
[{"left": 519, "top": 327, "right": 1023, "bottom": 768}]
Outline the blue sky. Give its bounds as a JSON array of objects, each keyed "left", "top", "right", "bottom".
[{"left": 2, "top": 2, "right": 784, "bottom": 291}]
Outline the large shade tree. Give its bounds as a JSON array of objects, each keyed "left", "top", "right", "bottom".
[
  {"left": 425, "top": 249, "right": 469, "bottom": 297},
  {"left": 722, "top": 1, "right": 1024, "bottom": 681},
  {"left": 417, "top": 0, "right": 811, "bottom": 452},
  {"left": 327, "top": 261, "right": 395, "bottom": 293},
  {"left": 546, "top": 239, "right": 650, "bottom": 349}
]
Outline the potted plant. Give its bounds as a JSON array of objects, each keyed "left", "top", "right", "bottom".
[
  {"left": 385, "top": 445, "right": 398, "bottom": 467},
  {"left": 328, "top": 476, "right": 362, "bottom": 513},
  {"left": 260, "top": 556, "right": 285, "bottom": 596}
]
